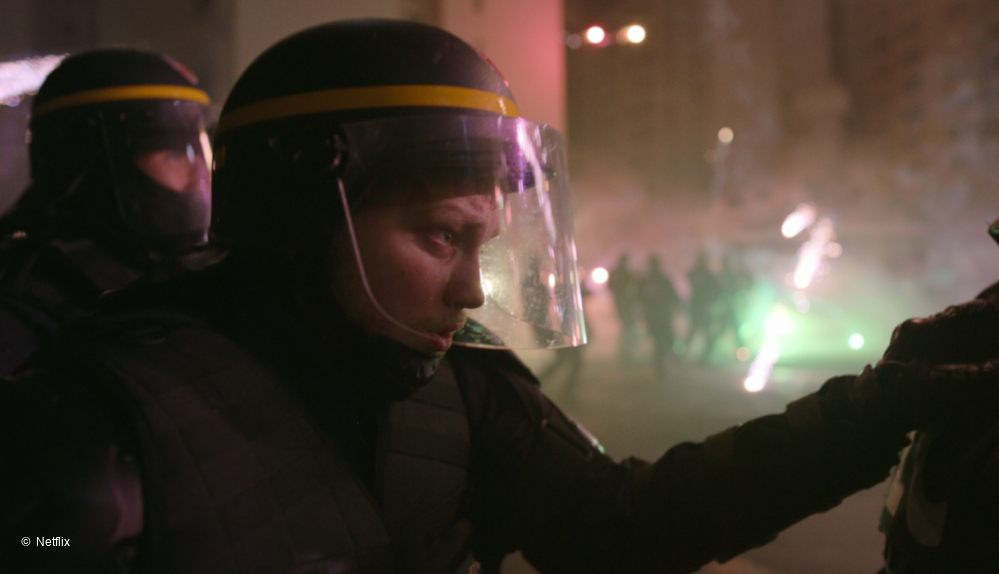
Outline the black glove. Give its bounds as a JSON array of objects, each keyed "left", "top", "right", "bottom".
[
  {"left": 852, "top": 360, "right": 999, "bottom": 434},
  {"left": 882, "top": 298, "right": 999, "bottom": 365}
]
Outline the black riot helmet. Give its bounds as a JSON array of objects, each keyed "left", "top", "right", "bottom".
[
  {"left": 6, "top": 48, "right": 213, "bottom": 258},
  {"left": 213, "top": 19, "right": 585, "bottom": 350}
]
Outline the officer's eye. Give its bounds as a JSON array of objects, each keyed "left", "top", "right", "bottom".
[{"left": 438, "top": 231, "right": 454, "bottom": 245}]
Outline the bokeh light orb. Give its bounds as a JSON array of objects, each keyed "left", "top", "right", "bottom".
[
  {"left": 625, "top": 25, "right": 646, "bottom": 43},
  {"left": 591, "top": 267, "right": 609, "bottom": 284},
  {"left": 585, "top": 26, "right": 606, "bottom": 44},
  {"left": 718, "top": 127, "right": 734, "bottom": 144},
  {"left": 849, "top": 334, "right": 865, "bottom": 350}
]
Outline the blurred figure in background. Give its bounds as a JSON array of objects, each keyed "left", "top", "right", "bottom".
[
  {"left": 685, "top": 252, "right": 721, "bottom": 363},
  {"left": 607, "top": 253, "right": 640, "bottom": 364},
  {"left": 715, "top": 255, "right": 752, "bottom": 352},
  {"left": 0, "top": 48, "right": 214, "bottom": 375},
  {"left": 640, "top": 254, "right": 680, "bottom": 379}
]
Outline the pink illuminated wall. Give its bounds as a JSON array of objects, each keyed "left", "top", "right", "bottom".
[{"left": 439, "top": 0, "right": 567, "bottom": 134}]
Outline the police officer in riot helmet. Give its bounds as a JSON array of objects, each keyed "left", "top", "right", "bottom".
[
  {"left": 0, "top": 49, "right": 212, "bottom": 374},
  {"left": 5, "top": 20, "right": 999, "bottom": 574}
]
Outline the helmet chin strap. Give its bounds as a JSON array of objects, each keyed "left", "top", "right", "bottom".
[
  {"left": 43, "top": 149, "right": 100, "bottom": 226},
  {"left": 336, "top": 178, "right": 442, "bottom": 349}
]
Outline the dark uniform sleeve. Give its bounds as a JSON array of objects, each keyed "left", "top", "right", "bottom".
[
  {"left": 450, "top": 347, "right": 908, "bottom": 574},
  {"left": 0, "top": 367, "right": 143, "bottom": 573},
  {"left": 0, "top": 297, "right": 61, "bottom": 376}
]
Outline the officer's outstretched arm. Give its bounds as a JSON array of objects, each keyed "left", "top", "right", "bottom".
[
  {"left": 458, "top": 343, "right": 999, "bottom": 573},
  {"left": 0, "top": 368, "right": 143, "bottom": 573}
]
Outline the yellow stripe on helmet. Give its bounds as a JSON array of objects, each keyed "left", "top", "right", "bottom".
[
  {"left": 216, "top": 85, "right": 520, "bottom": 136},
  {"left": 32, "top": 85, "right": 211, "bottom": 117}
]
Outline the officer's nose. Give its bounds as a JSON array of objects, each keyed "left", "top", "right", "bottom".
[{"left": 446, "top": 251, "right": 486, "bottom": 310}]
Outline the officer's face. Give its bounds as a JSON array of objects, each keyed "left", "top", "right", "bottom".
[
  {"left": 134, "top": 147, "right": 211, "bottom": 195},
  {"left": 330, "top": 184, "right": 500, "bottom": 354}
]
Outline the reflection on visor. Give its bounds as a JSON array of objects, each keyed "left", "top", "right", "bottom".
[
  {"left": 340, "top": 114, "right": 586, "bottom": 350},
  {"left": 346, "top": 119, "right": 558, "bottom": 200},
  {"left": 102, "top": 104, "right": 213, "bottom": 253},
  {"left": 373, "top": 138, "right": 556, "bottom": 196},
  {"left": 99, "top": 99, "right": 210, "bottom": 156}
]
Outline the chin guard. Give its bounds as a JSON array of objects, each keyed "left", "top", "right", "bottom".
[{"left": 359, "top": 333, "right": 445, "bottom": 401}]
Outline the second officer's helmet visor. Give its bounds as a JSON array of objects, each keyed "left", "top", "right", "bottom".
[
  {"left": 338, "top": 113, "right": 586, "bottom": 350},
  {"left": 106, "top": 99, "right": 213, "bottom": 252}
]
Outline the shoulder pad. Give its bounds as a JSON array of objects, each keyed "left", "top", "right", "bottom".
[
  {"left": 448, "top": 345, "right": 540, "bottom": 386},
  {"left": 57, "top": 304, "right": 209, "bottom": 351}
]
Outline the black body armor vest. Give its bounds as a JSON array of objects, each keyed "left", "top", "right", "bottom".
[{"left": 57, "top": 310, "right": 473, "bottom": 573}]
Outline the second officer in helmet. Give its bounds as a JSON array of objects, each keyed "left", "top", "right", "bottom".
[
  {"left": 0, "top": 49, "right": 213, "bottom": 374},
  {"left": 6, "top": 19, "right": 999, "bottom": 574}
]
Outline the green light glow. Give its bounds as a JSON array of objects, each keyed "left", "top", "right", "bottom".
[{"left": 764, "top": 306, "right": 794, "bottom": 338}]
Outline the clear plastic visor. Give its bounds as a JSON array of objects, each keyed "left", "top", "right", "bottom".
[
  {"left": 339, "top": 114, "right": 585, "bottom": 350},
  {"left": 100, "top": 100, "right": 212, "bottom": 252}
]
